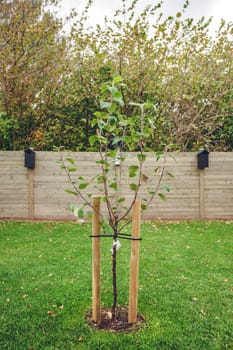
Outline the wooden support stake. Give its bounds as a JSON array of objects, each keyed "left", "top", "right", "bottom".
[
  {"left": 92, "top": 197, "right": 101, "bottom": 325},
  {"left": 128, "top": 199, "right": 141, "bottom": 323}
]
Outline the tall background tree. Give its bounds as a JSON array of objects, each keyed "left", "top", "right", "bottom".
[{"left": 0, "top": 0, "right": 67, "bottom": 149}]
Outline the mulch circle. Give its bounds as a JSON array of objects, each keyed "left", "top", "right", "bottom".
[{"left": 85, "top": 306, "right": 146, "bottom": 333}]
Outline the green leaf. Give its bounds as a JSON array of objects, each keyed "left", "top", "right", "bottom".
[
  {"left": 96, "top": 135, "right": 107, "bottom": 144},
  {"left": 100, "top": 101, "right": 112, "bottom": 110},
  {"left": 98, "top": 120, "right": 106, "bottom": 130},
  {"left": 167, "top": 143, "right": 178, "bottom": 150},
  {"left": 77, "top": 207, "right": 84, "bottom": 219},
  {"left": 114, "top": 97, "right": 124, "bottom": 106},
  {"left": 94, "top": 111, "right": 107, "bottom": 119},
  {"left": 65, "top": 157, "right": 75, "bottom": 164},
  {"left": 128, "top": 165, "right": 139, "bottom": 177},
  {"left": 113, "top": 76, "right": 123, "bottom": 84},
  {"left": 158, "top": 193, "right": 166, "bottom": 201},
  {"left": 78, "top": 183, "right": 89, "bottom": 190},
  {"left": 65, "top": 189, "right": 77, "bottom": 196},
  {"left": 108, "top": 115, "right": 117, "bottom": 126},
  {"left": 117, "top": 197, "right": 125, "bottom": 203},
  {"left": 113, "top": 90, "right": 122, "bottom": 99},
  {"left": 161, "top": 184, "right": 170, "bottom": 192},
  {"left": 144, "top": 102, "right": 154, "bottom": 109},
  {"left": 137, "top": 153, "right": 146, "bottom": 162},
  {"left": 129, "top": 183, "right": 138, "bottom": 191},
  {"left": 69, "top": 203, "right": 75, "bottom": 212},
  {"left": 97, "top": 175, "right": 105, "bottom": 184},
  {"left": 119, "top": 120, "right": 128, "bottom": 127},
  {"left": 108, "top": 86, "right": 118, "bottom": 94},
  {"left": 149, "top": 190, "right": 156, "bottom": 195},
  {"left": 167, "top": 171, "right": 175, "bottom": 178},
  {"left": 89, "top": 135, "right": 98, "bottom": 146},
  {"left": 141, "top": 204, "right": 147, "bottom": 210},
  {"left": 110, "top": 136, "right": 122, "bottom": 147},
  {"left": 110, "top": 181, "right": 118, "bottom": 190},
  {"left": 129, "top": 172, "right": 137, "bottom": 178},
  {"left": 156, "top": 151, "right": 164, "bottom": 160},
  {"left": 96, "top": 159, "right": 106, "bottom": 165},
  {"left": 129, "top": 165, "right": 139, "bottom": 172},
  {"left": 67, "top": 167, "right": 77, "bottom": 172}
]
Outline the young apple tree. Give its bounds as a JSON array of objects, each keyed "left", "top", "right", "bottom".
[{"left": 58, "top": 77, "right": 173, "bottom": 319}]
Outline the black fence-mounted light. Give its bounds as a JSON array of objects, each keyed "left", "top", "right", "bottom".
[
  {"left": 24, "top": 148, "right": 35, "bottom": 169},
  {"left": 197, "top": 150, "right": 209, "bottom": 170}
]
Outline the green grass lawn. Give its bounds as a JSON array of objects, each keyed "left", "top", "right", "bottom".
[{"left": 0, "top": 220, "right": 232, "bottom": 350}]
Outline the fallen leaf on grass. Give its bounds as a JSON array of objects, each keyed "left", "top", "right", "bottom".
[
  {"left": 192, "top": 297, "right": 198, "bottom": 302},
  {"left": 200, "top": 309, "right": 206, "bottom": 316},
  {"left": 47, "top": 310, "right": 56, "bottom": 317}
]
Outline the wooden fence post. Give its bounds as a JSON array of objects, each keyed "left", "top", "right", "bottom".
[
  {"left": 28, "top": 169, "right": 35, "bottom": 219},
  {"left": 92, "top": 197, "right": 101, "bottom": 324},
  {"left": 199, "top": 170, "right": 205, "bottom": 219},
  {"left": 128, "top": 199, "right": 141, "bottom": 323}
]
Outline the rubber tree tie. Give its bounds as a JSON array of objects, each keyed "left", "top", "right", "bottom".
[
  {"left": 116, "top": 233, "right": 131, "bottom": 237},
  {"left": 90, "top": 234, "right": 142, "bottom": 241},
  {"left": 90, "top": 234, "right": 113, "bottom": 238},
  {"left": 118, "top": 235, "right": 142, "bottom": 241}
]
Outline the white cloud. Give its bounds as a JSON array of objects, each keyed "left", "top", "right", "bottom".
[{"left": 212, "top": 0, "right": 233, "bottom": 22}]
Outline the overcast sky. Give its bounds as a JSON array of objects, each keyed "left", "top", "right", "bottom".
[{"left": 59, "top": 0, "right": 233, "bottom": 32}]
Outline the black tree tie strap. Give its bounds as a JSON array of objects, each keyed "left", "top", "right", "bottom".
[{"left": 90, "top": 234, "right": 142, "bottom": 241}]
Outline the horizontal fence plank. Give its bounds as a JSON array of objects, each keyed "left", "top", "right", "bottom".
[{"left": 0, "top": 151, "right": 232, "bottom": 220}]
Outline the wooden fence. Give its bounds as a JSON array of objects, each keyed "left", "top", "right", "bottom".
[{"left": 0, "top": 151, "right": 232, "bottom": 220}]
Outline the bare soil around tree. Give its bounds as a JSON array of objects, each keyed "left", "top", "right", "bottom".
[{"left": 86, "top": 306, "right": 146, "bottom": 332}]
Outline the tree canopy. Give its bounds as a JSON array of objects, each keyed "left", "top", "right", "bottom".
[{"left": 0, "top": 0, "right": 232, "bottom": 151}]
